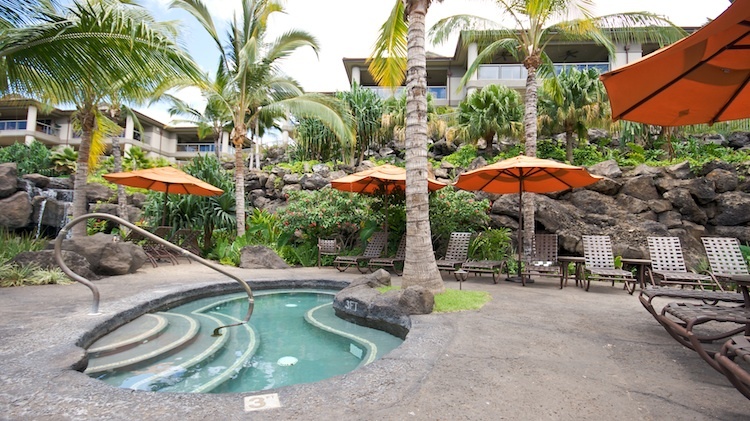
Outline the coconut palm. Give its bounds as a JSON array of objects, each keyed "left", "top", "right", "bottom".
[
  {"left": 171, "top": 0, "right": 355, "bottom": 237},
  {"left": 370, "top": 0, "right": 445, "bottom": 294},
  {"left": 538, "top": 67, "right": 610, "bottom": 164},
  {"left": 0, "top": 0, "right": 203, "bottom": 237},
  {"left": 429, "top": 0, "right": 685, "bottom": 255}
]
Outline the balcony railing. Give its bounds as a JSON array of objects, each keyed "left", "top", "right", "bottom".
[
  {"left": 0, "top": 120, "right": 60, "bottom": 136},
  {"left": 363, "top": 86, "right": 448, "bottom": 100},
  {"left": 477, "top": 62, "right": 611, "bottom": 80},
  {"left": 176, "top": 143, "right": 218, "bottom": 153}
]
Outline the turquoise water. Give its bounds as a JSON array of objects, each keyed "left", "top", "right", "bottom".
[{"left": 87, "top": 290, "right": 403, "bottom": 393}]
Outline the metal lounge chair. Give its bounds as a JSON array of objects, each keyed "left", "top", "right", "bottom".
[
  {"left": 645, "top": 236, "right": 720, "bottom": 290},
  {"left": 581, "top": 235, "right": 637, "bottom": 293},
  {"left": 317, "top": 238, "right": 340, "bottom": 268},
  {"left": 715, "top": 335, "right": 750, "bottom": 400},
  {"left": 459, "top": 260, "right": 507, "bottom": 284},
  {"left": 521, "top": 233, "right": 563, "bottom": 288},
  {"left": 638, "top": 237, "right": 745, "bottom": 318},
  {"left": 702, "top": 236, "right": 749, "bottom": 289},
  {"left": 333, "top": 232, "right": 387, "bottom": 273},
  {"left": 368, "top": 236, "right": 406, "bottom": 275},
  {"left": 169, "top": 228, "right": 202, "bottom": 262},
  {"left": 435, "top": 232, "right": 473, "bottom": 273}
]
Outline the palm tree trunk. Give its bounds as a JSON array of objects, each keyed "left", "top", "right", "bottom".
[
  {"left": 401, "top": 0, "right": 444, "bottom": 295},
  {"left": 522, "top": 64, "right": 540, "bottom": 259},
  {"left": 71, "top": 109, "right": 95, "bottom": 238},
  {"left": 233, "top": 131, "right": 246, "bottom": 237},
  {"left": 565, "top": 130, "right": 574, "bottom": 164},
  {"left": 111, "top": 135, "right": 128, "bottom": 233}
]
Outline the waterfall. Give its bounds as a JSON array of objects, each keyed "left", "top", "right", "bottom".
[
  {"left": 35, "top": 198, "right": 47, "bottom": 239},
  {"left": 60, "top": 202, "right": 72, "bottom": 239}
]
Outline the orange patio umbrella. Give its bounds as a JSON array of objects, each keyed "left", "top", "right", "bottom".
[
  {"left": 600, "top": 0, "right": 750, "bottom": 126},
  {"left": 330, "top": 164, "right": 447, "bottom": 233},
  {"left": 453, "top": 155, "right": 602, "bottom": 280},
  {"left": 103, "top": 166, "right": 223, "bottom": 225}
]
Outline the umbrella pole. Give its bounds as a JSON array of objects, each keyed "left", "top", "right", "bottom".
[{"left": 162, "top": 187, "right": 168, "bottom": 226}]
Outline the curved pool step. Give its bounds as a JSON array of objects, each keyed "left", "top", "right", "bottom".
[
  {"left": 85, "top": 312, "right": 199, "bottom": 374},
  {"left": 87, "top": 314, "right": 168, "bottom": 356}
]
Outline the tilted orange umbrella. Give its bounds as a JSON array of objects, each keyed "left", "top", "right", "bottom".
[
  {"left": 600, "top": 0, "right": 750, "bottom": 126},
  {"left": 330, "top": 164, "right": 446, "bottom": 194},
  {"left": 453, "top": 155, "right": 602, "bottom": 280},
  {"left": 103, "top": 166, "right": 223, "bottom": 225},
  {"left": 331, "top": 164, "right": 447, "bottom": 233}
]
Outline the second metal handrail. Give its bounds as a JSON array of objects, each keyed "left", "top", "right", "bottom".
[{"left": 53, "top": 213, "right": 254, "bottom": 335}]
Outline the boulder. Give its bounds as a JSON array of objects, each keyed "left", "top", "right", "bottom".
[
  {"left": 620, "top": 175, "right": 661, "bottom": 201},
  {"left": 665, "top": 161, "right": 693, "bottom": 179},
  {"left": 84, "top": 183, "right": 114, "bottom": 203},
  {"left": 663, "top": 188, "right": 707, "bottom": 225},
  {"left": 398, "top": 286, "right": 434, "bottom": 315},
  {"left": 300, "top": 173, "right": 329, "bottom": 190},
  {"left": 0, "top": 191, "right": 32, "bottom": 229},
  {"left": 727, "top": 132, "right": 750, "bottom": 150},
  {"left": 312, "top": 163, "right": 330, "bottom": 178},
  {"left": 0, "top": 163, "right": 17, "bottom": 198},
  {"left": 706, "top": 169, "right": 738, "bottom": 193},
  {"left": 10, "top": 250, "right": 100, "bottom": 281},
  {"left": 22, "top": 173, "right": 49, "bottom": 189},
  {"left": 588, "top": 159, "right": 622, "bottom": 178},
  {"left": 239, "top": 245, "right": 290, "bottom": 269},
  {"left": 586, "top": 176, "right": 621, "bottom": 196},
  {"left": 712, "top": 191, "right": 750, "bottom": 226},
  {"left": 59, "top": 233, "right": 147, "bottom": 276}
]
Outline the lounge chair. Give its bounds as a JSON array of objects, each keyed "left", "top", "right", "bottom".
[
  {"left": 716, "top": 335, "right": 750, "bottom": 400},
  {"left": 521, "top": 233, "right": 563, "bottom": 288},
  {"left": 581, "top": 235, "right": 637, "bottom": 293},
  {"left": 646, "top": 236, "right": 720, "bottom": 290},
  {"left": 333, "top": 232, "right": 387, "bottom": 273},
  {"left": 368, "top": 236, "right": 406, "bottom": 275},
  {"left": 317, "top": 238, "right": 341, "bottom": 268},
  {"left": 702, "top": 236, "right": 748, "bottom": 290},
  {"left": 124, "top": 226, "right": 179, "bottom": 267},
  {"left": 459, "top": 260, "right": 507, "bottom": 284},
  {"left": 169, "top": 228, "right": 202, "bottom": 262},
  {"left": 435, "top": 232, "right": 473, "bottom": 273}
]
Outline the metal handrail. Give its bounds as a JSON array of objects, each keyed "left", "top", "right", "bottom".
[{"left": 53, "top": 213, "right": 254, "bottom": 336}]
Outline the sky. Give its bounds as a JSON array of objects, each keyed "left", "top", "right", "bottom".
[{"left": 138, "top": 0, "right": 733, "bottom": 124}]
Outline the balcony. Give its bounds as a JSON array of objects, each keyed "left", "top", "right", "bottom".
[
  {"left": 362, "top": 86, "right": 448, "bottom": 100},
  {"left": 477, "top": 62, "right": 611, "bottom": 81}
]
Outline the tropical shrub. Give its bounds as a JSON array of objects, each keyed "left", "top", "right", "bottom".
[
  {"left": 278, "top": 189, "right": 381, "bottom": 252},
  {"left": 50, "top": 146, "right": 77, "bottom": 175},
  {"left": 429, "top": 186, "right": 490, "bottom": 255},
  {"left": 469, "top": 228, "right": 512, "bottom": 261},
  {"left": 0, "top": 140, "right": 53, "bottom": 175}
]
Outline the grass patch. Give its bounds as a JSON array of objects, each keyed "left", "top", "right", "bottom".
[
  {"left": 434, "top": 289, "right": 491, "bottom": 313},
  {"left": 376, "top": 285, "right": 491, "bottom": 313}
]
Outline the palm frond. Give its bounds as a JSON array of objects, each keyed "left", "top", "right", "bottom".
[{"left": 367, "top": 0, "right": 407, "bottom": 88}]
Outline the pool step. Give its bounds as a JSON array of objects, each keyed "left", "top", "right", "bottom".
[
  {"left": 87, "top": 314, "right": 168, "bottom": 356},
  {"left": 85, "top": 312, "right": 199, "bottom": 374},
  {"left": 86, "top": 297, "right": 259, "bottom": 393}
]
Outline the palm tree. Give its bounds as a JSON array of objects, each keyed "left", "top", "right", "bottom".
[
  {"left": 538, "top": 68, "right": 610, "bottom": 164},
  {"left": 429, "top": 0, "right": 685, "bottom": 255},
  {"left": 457, "top": 84, "right": 523, "bottom": 147},
  {"left": 0, "top": 0, "right": 203, "bottom": 237},
  {"left": 370, "top": 0, "right": 445, "bottom": 294},
  {"left": 171, "top": 0, "right": 355, "bottom": 237}
]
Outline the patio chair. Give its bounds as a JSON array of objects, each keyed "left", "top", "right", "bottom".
[
  {"left": 368, "top": 236, "right": 406, "bottom": 275},
  {"left": 702, "top": 236, "right": 748, "bottom": 290},
  {"left": 581, "top": 235, "right": 637, "bottom": 293},
  {"left": 521, "top": 233, "right": 564, "bottom": 288},
  {"left": 333, "top": 232, "right": 387, "bottom": 273},
  {"left": 646, "top": 236, "right": 720, "bottom": 290},
  {"left": 169, "top": 228, "right": 202, "bottom": 262},
  {"left": 123, "top": 226, "right": 179, "bottom": 267},
  {"left": 715, "top": 335, "right": 750, "bottom": 400},
  {"left": 459, "top": 260, "right": 507, "bottom": 284},
  {"left": 317, "top": 238, "right": 341, "bottom": 268},
  {"left": 435, "top": 232, "right": 473, "bottom": 273}
]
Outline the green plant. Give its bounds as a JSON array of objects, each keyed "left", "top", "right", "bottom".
[
  {"left": 246, "top": 209, "right": 283, "bottom": 248},
  {"left": 429, "top": 187, "right": 490, "bottom": 255},
  {"left": 443, "top": 144, "right": 479, "bottom": 169},
  {"left": 469, "top": 228, "right": 512, "bottom": 261},
  {"left": 741, "top": 244, "right": 750, "bottom": 267},
  {"left": 50, "top": 146, "right": 78, "bottom": 175},
  {"left": 0, "top": 263, "right": 71, "bottom": 287},
  {"left": 0, "top": 230, "right": 48, "bottom": 264},
  {"left": 0, "top": 140, "right": 53, "bottom": 175}
]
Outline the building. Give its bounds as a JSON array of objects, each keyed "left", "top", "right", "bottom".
[
  {"left": 0, "top": 98, "right": 233, "bottom": 162},
  {"left": 342, "top": 29, "right": 697, "bottom": 107}
]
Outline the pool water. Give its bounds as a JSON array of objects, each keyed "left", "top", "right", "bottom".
[{"left": 85, "top": 290, "right": 403, "bottom": 393}]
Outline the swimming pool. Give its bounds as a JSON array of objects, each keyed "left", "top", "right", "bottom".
[{"left": 85, "top": 289, "right": 403, "bottom": 393}]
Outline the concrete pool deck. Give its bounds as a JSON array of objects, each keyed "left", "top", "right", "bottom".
[{"left": 1, "top": 263, "right": 748, "bottom": 420}]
